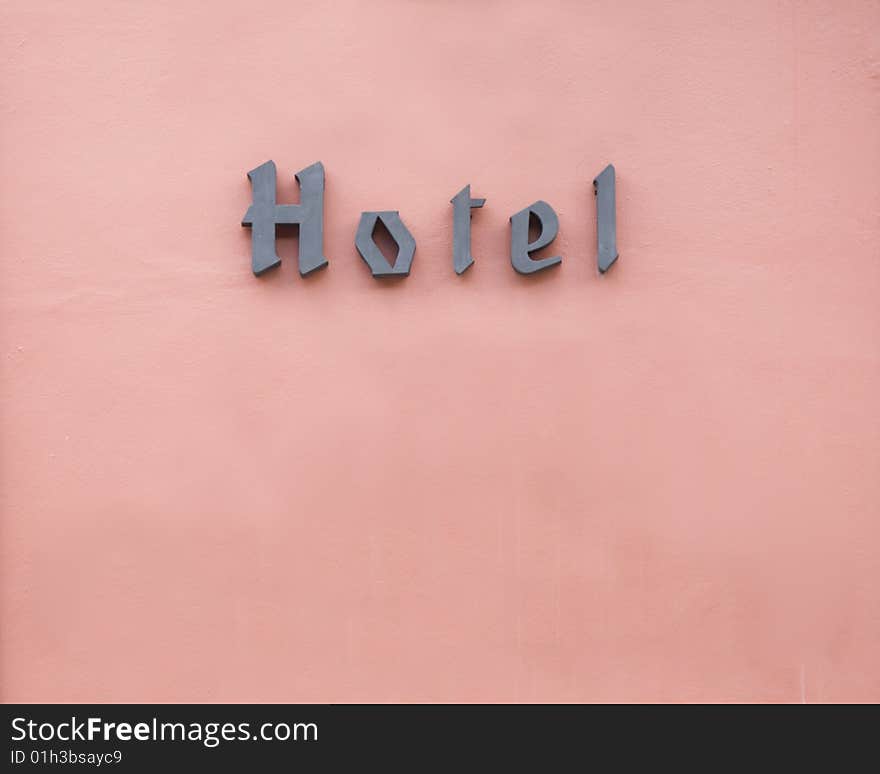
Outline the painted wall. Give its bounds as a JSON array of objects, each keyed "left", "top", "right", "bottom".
[{"left": 1, "top": 1, "right": 878, "bottom": 702}]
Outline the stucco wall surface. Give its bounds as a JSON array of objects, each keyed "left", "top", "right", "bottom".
[{"left": 1, "top": 1, "right": 879, "bottom": 701}]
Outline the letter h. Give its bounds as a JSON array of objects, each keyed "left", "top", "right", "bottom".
[{"left": 241, "top": 160, "right": 328, "bottom": 276}]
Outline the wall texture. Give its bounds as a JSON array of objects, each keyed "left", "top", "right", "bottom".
[{"left": 1, "top": 0, "right": 878, "bottom": 702}]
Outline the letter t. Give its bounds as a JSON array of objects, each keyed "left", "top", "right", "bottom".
[{"left": 450, "top": 184, "right": 485, "bottom": 274}]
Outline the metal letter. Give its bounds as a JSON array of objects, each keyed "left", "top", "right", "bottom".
[
  {"left": 509, "top": 200, "right": 561, "bottom": 274},
  {"left": 355, "top": 211, "right": 416, "bottom": 278},
  {"left": 241, "top": 160, "right": 328, "bottom": 276},
  {"left": 451, "top": 185, "right": 485, "bottom": 274},
  {"left": 593, "top": 164, "right": 618, "bottom": 273}
]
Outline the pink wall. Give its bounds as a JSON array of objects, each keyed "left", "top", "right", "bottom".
[{"left": 1, "top": 1, "right": 879, "bottom": 703}]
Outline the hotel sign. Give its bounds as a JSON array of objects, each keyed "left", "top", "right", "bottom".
[{"left": 242, "top": 161, "right": 618, "bottom": 278}]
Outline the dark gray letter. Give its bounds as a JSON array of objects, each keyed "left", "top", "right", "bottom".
[
  {"left": 509, "top": 200, "right": 561, "bottom": 274},
  {"left": 355, "top": 211, "right": 416, "bottom": 277},
  {"left": 241, "top": 160, "right": 328, "bottom": 276},
  {"left": 593, "top": 164, "right": 618, "bottom": 273},
  {"left": 450, "top": 185, "right": 485, "bottom": 274}
]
